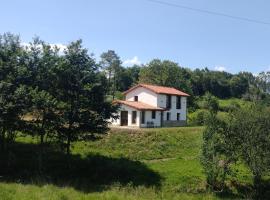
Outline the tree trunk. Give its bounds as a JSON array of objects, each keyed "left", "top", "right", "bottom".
[
  {"left": 108, "top": 70, "right": 112, "bottom": 95},
  {"left": 38, "top": 130, "right": 45, "bottom": 173},
  {"left": 0, "top": 129, "right": 4, "bottom": 151},
  {"left": 66, "top": 131, "right": 71, "bottom": 155},
  {"left": 0, "top": 128, "right": 6, "bottom": 152},
  {"left": 112, "top": 73, "right": 116, "bottom": 100},
  {"left": 253, "top": 173, "right": 262, "bottom": 199}
]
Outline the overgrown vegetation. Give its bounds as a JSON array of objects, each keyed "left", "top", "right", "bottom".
[{"left": 201, "top": 104, "right": 270, "bottom": 199}]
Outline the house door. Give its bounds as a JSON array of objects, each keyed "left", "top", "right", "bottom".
[{"left": 120, "top": 111, "right": 128, "bottom": 126}]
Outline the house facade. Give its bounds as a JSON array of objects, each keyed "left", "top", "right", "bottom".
[{"left": 111, "top": 84, "right": 190, "bottom": 128}]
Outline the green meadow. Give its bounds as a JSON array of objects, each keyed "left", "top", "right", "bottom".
[{"left": 0, "top": 127, "right": 260, "bottom": 200}]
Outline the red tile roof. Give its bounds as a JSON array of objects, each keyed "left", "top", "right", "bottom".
[
  {"left": 113, "top": 100, "right": 165, "bottom": 111},
  {"left": 123, "top": 84, "right": 190, "bottom": 96}
]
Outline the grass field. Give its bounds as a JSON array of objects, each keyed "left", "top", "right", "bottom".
[{"left": 0, "top": 127, "right": 259, "bottom": 200}]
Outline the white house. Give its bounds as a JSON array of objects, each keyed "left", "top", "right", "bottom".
[{"left": 111, "top": 84, "right": 190, "bottom": 128}]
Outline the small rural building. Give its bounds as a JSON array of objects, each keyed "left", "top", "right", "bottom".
[{"left": 111, "top": 84, "right": 190, "bottom": 128}]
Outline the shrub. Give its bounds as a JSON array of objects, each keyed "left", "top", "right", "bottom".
[{"left": 188, "top": 110, "right": 209, "bottom": 126}]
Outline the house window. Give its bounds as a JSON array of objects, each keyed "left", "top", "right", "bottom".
[
  {"left": 132, "top": 111, "right": 137, "bottom": 124},
  {"left": 166, "top": 112, "right": 170, "bottom": 121},
  {"left": 152, "top": 111, "right": 156, "bottom": 119},
  {"left": 177, "top": 113, "right": 180, "bottom": 121},
  {"left": 141, "top": 111, "right": 145, "bottom": 124},
  {"left": 134, "top": 96, "right": 138, "bottom": 101},
  {"left": 166, "top": 95, "right": 171, "bottom": 109},
  {"left": 176, "top": 96, "right": 181, "bottom": 109}
]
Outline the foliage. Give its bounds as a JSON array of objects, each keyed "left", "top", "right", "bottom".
[
  {"left": 100, "top": 50, "right": 122, "bottom": 99},
  {"left": 199, "top": 92, "right": 219, "bottom": 113},
  {"left": 0, "top": 33, "right": 117, "bottom": 156},
  {"left": 0, "top": 33, "right": 29, "bottom": 151},
  {"left": 225, "top": 105, "right": 270, "bottom": 196},
  {"left": 201, "top": 113, "right": 233, "bottom": 191},
  {"left": 139, "top": 59, "right": 192, "bottom": 94},
  {"left": 201, "top": 104, "right": 270, "bottom": 198},
  {"left": 52, "top": 40, "right": 117, "bottom": 154},
  {"left": 188, "top": 109, "right": 208, "bottom": 126},
  {"left": 96, "top": 54, "right": 270, "bottom": 108}
]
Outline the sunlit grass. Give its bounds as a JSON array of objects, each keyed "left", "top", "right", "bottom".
[{"left": 0, "top": 126, "right": 257, "bottom": 200}]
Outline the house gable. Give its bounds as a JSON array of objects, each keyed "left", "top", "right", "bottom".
[
  {"left": 125, "top": 86, "right": 158, "bottom": 107},
  {"left": 124, "top": 84, "right": 190, "bottom": 97}
]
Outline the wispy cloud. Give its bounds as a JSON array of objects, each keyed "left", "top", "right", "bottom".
[
  {"left": 123, "top": 56, "right": 141, "bottom": 66},
  {"left": 214, "top": 65, "right": 227, "bottom": 72},
  {"left": 22, "top": 42, "right": 67, "bottom": 54}
]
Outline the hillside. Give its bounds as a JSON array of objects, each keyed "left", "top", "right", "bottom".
[{"left": 0, "top": 127, "right": 257, "bottom": 200}]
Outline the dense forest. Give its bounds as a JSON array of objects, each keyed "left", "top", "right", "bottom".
[{"left": 100, "top": 50, "right": 270, "bottom": 106}]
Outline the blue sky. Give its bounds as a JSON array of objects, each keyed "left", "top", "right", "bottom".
[{"left": 1, "top": 0, "right": 270, "bottom": 74}]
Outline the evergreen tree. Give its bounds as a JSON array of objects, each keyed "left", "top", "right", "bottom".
[{"left": 100, "top": 50, "right": 121, "bottom": 99}]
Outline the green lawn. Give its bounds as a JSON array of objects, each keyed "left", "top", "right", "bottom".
[{"left": 0, "top": 127, "right": 256, "bottom": 200}]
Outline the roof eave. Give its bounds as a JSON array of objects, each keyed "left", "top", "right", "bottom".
[{"left": 158, "top": 92, "right": 190, "bottom": 97}]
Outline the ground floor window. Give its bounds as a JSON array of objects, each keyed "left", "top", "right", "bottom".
[
  {"left": 152, "top": 111, "right": 156, "bottom": 119},
  {"left": 166, "top": 112, "right": 170, "bottom": 120},
  {"left": 177, "top": 113, "right": 180, "bottom": 121},
  {"left": 141, "top": 111, "right": 145, "bottom": 124},
  {"left": 132, "top": 111, "right": 137, "bottom": 124}
]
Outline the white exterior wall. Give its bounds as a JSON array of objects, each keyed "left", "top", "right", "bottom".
[
  {"left": 125, "top": 87, "right": 157, "bottom": 106},
  {"left": 140, "top": 110, "right": 161, "bottom": 128},
  {"left": 111, "top": 104, "right": 140, "bottom": 127},
  {"left": 111, "top": 106, "right": 162, "bottom": 127},
  {"left": 157, "top": 95, "right": 187, "bottom": 121}
]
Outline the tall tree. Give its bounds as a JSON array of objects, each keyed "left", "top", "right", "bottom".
[
  {"left": 23, "top": 40, "right": 61, "bottom": 171},
  {"left": 227, "top": 105, "right": 270, "bottom": 197},
  {"left": 100, "top": 50, "right": 121, "bottom": 99},
  {"left": 53, "top": 40, "right": 117, "bottom": 154},
  {"left": 0, "top": 33, "right": 28, "bottom": 151},
  {"left": 139, "top": 59, "right": 192, "bottom": 94},
  {"left": 229, "top": 75, "right": 249, "bottom": 98}
]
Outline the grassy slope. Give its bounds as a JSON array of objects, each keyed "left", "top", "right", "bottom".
[
  {"left": 0, "top": 127, "right": 252, "bottom": 200},
  {"left": 218, "top": 98, "right": 252, "bottom": 108}
]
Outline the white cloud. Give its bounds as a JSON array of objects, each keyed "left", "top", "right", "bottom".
[
  {"left": 123, "top": 56, "right": 141, "bottom": 66},
  {"left": 50, "top": 43, "right": 67, "bottom": 53},
  {"left": 214, "top": 65, "right": 227, "bottom": 72},
  {"left": 22, "top": 42, "right": 67, "bottom": 54}
]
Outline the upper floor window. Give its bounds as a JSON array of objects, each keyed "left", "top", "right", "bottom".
[
  {"left": 176, "top": 96, "right": 181, "bottom": 109},
  {"left": 134, "top": 96, "right": 138, "bottom": 101},
  {"left": 152, "top": 111, "right": 156, "bottom": 119},
  {"left": 166, "top": 95, "right": 171, "bottom": 109}
]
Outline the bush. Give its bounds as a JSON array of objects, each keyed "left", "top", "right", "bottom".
[
  {"left": 188, "top": 110, "right": 209, "bottom": 126},
  {"left": 201, "top": 104, "right": 270, "bottom": 198},
  {"left": 219, "top": 101, "right": 240, "bottom": 112}
]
